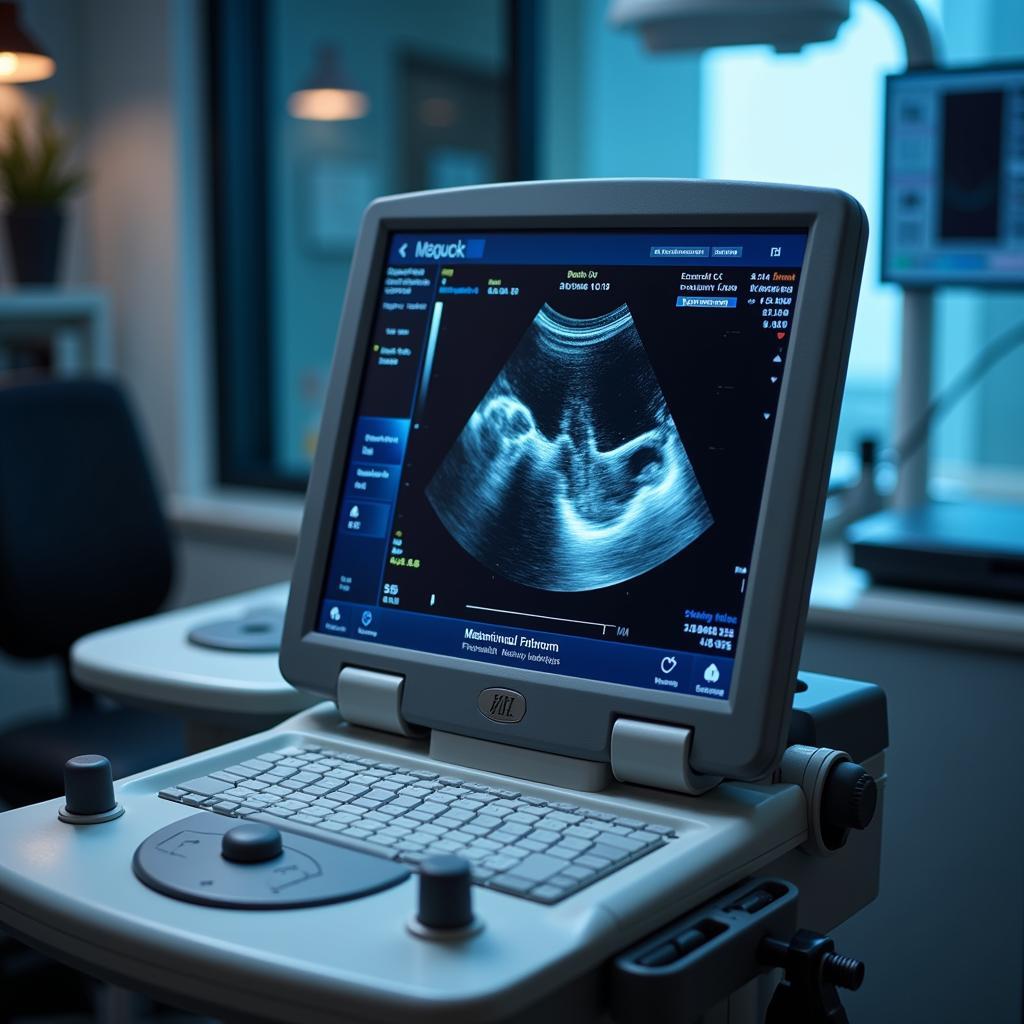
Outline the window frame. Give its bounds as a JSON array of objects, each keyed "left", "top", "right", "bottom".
[{"left": 208, "top": 0, "right": 537, "bottom": 491}]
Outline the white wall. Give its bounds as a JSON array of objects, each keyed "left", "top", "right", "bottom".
[
  {"left": 14, "top": 0, "right": 215, "bottom": 501},
  {"left": 6, "top": 0, "right": 87, "bottom": 285},
  {"left": 803, "top": 624, "right": 1024, "bottom": 1022},
  {"left": 539, "top": 0, "right": 702, "bottom": 180}
]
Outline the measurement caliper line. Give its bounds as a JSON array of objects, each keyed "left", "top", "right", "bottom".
[{"left": 465, "top": 604, "right": 615, "bottom": 631}]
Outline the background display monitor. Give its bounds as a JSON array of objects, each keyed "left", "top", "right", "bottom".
[
  {"left": 883, "top": 63, "right": 1024, "bottom": 286},
  {"left": 315, "top": 228, "right": 808, "bottom": 704}
]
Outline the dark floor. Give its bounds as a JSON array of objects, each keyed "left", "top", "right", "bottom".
[{"left": 2, "top": 933, "right": 217, "bottom": 1024}]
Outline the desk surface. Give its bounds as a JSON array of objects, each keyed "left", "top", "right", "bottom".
[
  {"left": 72, "top": 545, "right": 1024, "bottom": 717},
  {"left": 0, "top": 703, "right": 814, "bottom": 1024},
  {"left": 808, "top": 542, "right": 1024, "bottom": 654},
  {"left": 0, "top": 285, "right": 110, "bottom": 315},
  {"left": 71, "top": 583, "right": 312, "bottom": 716}
]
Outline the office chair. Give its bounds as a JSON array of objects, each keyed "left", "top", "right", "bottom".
[{"left": 0, "top": 377, "right": 185, "bottom": 807}]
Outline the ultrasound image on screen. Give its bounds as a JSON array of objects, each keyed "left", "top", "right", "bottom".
[
  {"left": 316, "top": 228, "right": 810, "bottom": 695},
  {"left": 426, "top": 302, "right": 713, "bottom": 591}
]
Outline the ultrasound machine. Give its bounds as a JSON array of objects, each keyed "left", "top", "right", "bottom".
[{"left": 0, "top": 180, "right": 883, "bottom": 1023}]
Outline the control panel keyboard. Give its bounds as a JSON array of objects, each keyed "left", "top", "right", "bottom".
[{"left": 159, "top": 745, "right": 674, "bottom": 904}]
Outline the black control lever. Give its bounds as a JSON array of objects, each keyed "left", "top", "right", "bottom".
[
  {"left": 760, "top": 928, "right": 865, "bottom": 1024},
  {"left": 610, "top": 877, "right": 800, "bottom": 1024},
  {"left": 610, "top": 880, "right": 867, "bottom": 1024}
]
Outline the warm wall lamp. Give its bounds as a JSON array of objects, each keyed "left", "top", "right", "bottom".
[
  {"left": 288, "top": 46, "right": 369, "bottom": 121},
  {"left": 0, "top": 1, "right": 55, "bottom": 84}
]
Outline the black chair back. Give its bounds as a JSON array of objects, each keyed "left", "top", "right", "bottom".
[{"left": 0, "top": 378, "right": 174, "bottom": 663}]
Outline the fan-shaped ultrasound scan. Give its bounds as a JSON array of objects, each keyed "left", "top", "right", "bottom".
[{"left": 426, "top": 303, "right": 713, "bottom": 591}]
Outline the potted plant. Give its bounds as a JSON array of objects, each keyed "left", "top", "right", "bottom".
[{"left": 0, "top": 99, "right": 84, "bottom": 285}]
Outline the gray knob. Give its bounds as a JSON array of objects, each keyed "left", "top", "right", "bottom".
[
  {"left": 823, "top": 761, "right": 878, "bottom": 831},
  {"left": 63, "top": 754, "right": 117, "bottom": 816},
  {"left": 221, "top": 823, "right": 283, "bottom": 863},
  {"left": 417, "top": 855, "right": 474, "bottom": 930}
]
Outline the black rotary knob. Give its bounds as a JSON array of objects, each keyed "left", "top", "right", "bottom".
[
  {"left": 63, "top": 754, "right": 117, "bottom": 817},
  {"left": 823, "top": 761, "right": 877, "bottom": 832},
  {"left": 417, "top": 855, "right": 474, "bottom": 931},
  {"left": 221, "top": 823, "right": 283, "bottom": 863}
]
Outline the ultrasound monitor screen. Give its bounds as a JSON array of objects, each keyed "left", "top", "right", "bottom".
[
  {"left": 883, "top": 64, "right": 1024, "bottom": 285},
  {"left": 316, "top": 229, "right": 807, "bottom": 702}
]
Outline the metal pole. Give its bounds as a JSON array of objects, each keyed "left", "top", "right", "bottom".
[
  {"left": 874, "top": 0, "right": 942, "bottom": 508},
  {"left": 893, "top": 289, "right": 934, "bottom": 506}
]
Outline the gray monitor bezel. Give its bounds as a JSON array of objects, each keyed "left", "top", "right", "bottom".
[{"left": 280, "top": 179, "right": 867, "bottom": 780}]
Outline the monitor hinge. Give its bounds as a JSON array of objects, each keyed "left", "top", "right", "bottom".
[
  {"left": 610, "top": 718, "right": 723, "bottom": 796},
  {"left": 336, "top": 666, "right": 425, "bottom": 738}
]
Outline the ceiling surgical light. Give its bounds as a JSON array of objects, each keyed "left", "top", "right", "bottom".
[{"left": 608, "top": 0, "right": 852, "bottom": 54}]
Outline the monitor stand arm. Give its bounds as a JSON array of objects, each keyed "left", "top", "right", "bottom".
[
  {"left": 336, "top": 664, "right": 614, "bottom": 792},
  {"left": 429, "top": 730, "right": 613, "bottom": 792},
  {"left": 878, "top": 0, "right": 940, "bottom": 509},
  {"left": 431, "top": 720, "right": 723, "bottom": 796},
  {"left": 337, "top": 665, "right": 720, "bottom": 795}
]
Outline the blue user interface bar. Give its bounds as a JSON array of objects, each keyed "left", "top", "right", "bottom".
[
  {"left": 677, "top": 297, "right": 738, "bottom": 308},
  {"left": 388, "top": 232, "right": 805, "bottom": 267},
  {"left": 318, "top": 600, "right": 734, "bottom": 701}
]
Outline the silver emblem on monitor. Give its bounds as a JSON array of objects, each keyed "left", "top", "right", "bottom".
[{"left": 478, "top": 687, "right": 526, "bottom": 723}]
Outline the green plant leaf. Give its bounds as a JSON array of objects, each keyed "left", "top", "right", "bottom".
[{"left": 0, "top": 97, "right": 86, "bottom": 208}]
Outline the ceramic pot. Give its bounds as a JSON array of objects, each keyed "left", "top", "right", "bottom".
[{"left": 5, "top": 205, "right": 64, "bottom": 284}]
